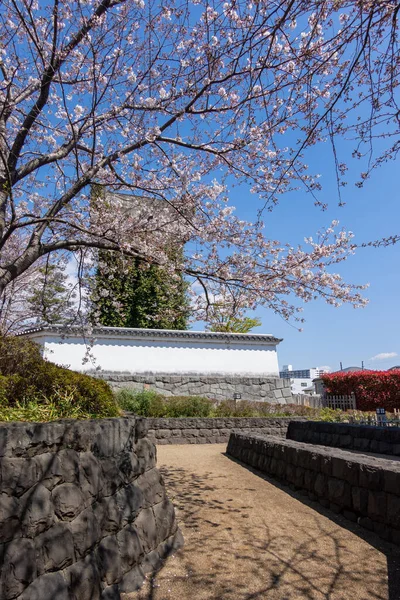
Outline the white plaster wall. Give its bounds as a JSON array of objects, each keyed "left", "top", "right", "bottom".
[{"left": 32, "top": 334, "right": 280, "bottom": 376}]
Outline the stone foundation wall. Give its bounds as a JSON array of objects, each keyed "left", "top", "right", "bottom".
[
  {"left": 146, "top": 417, "right": 305, "bottom": 444},
  {"left": 0, "top": 418, "right": 182, "bottom": 600},
  {"left": 287, "top": 421, "right": 400, "bottom": 456},
  {"left": 227, "top": 432, "right": 400, "bottom": 546},
  {"left": 95, "top": 373, "right": 292, "bottom": 403}
]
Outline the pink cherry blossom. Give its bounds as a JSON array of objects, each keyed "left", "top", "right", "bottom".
[{"left": 0, "top": 0, "right": 398, "bottom": 326}]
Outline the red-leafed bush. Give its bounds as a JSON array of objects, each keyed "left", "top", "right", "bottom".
[{"left": 320, "top": 370, "right": 400, "bottom": 411}]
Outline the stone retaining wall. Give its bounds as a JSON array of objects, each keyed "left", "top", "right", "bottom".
[
  {"left": 96, "top": 373, "right": 292, "bottom": 403},
  {"left": 0, "top": 418, "right": 182, "bottom": 600},
  {"left": 287, "top": 421, "right": 400, "bottom": 456},
  {"left": 146, "top": 417, "right": 305, "bottom": 444},
  {"left": 227, "top": 432, "right": 400, "bottom": 546}
]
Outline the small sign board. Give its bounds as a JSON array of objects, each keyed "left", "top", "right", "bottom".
[
  {"left": 376, "top": 407, "right": 387, "bottom": 425},
  {"left": 233, "top": 393, "right": 242, "bottom": 400}
]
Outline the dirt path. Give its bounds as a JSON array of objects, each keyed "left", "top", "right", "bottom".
[{"left": 127, "top": 444, "right": 400, "bottom": 600}]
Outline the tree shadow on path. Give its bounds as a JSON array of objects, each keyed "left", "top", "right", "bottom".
[
  {"left": 127, "top": 447, "right": 398, "bottom": 600},
  {"left": 225, "top": 453, "right": 400, "bottom": 600}
]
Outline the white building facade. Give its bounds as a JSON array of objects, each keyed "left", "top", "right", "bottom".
[{"left": 279, "top": 364, "right": 330, "bottom": 394}]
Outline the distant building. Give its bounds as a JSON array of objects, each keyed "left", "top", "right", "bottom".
[
  {"left": 313, "top": 366, "right": 364, "bottom": 395},
  {"left": 279, "top": 364, "right": 330, "bottom": 394}
]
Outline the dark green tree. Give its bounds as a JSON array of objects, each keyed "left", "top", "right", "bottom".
[
  {"left": 27, "top": 262, "right": 75, "bottom": 325},
  {"left": 209, "top": 315, "right": 262, "bottom": 333},
  {"left": 91, "top": 250, "right": 190, "bottom": 329}
]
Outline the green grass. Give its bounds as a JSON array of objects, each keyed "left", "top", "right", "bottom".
[{"left": 0, "top": 388, "right": 120, "bottom": 422}]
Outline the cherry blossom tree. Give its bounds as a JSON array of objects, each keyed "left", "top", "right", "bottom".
[
  {"left": 0, "top": 235, "right": 76, "bottom": 334},
  {"left": 0, "top": 0, "right": 398, "bottom": 324}
]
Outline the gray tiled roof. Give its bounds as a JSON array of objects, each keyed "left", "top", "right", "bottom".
[{"left": 17, "top": 325, "right": 282, "bottom": 344}]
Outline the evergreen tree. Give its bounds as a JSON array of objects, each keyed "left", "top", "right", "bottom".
[
  {"left": 92, "top": 251, "right": 189, "bottom": 330},
  {"left": 27, "top": 262, "right": 75, "bottom": 325},
  {"left": 210, "top": 316, "right": 262, "bottom": 333}
]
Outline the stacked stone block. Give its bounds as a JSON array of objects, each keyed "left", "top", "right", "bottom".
[
  {"left": 0, "top": 417, "right": 183, "bottom": 600},
  {"left": 227, "top": 432, "right": 400, "bottom": 546},
  {"left": 287, "top": 420, "right": 400, "bottom": 456},
  {"left": 146, "top": 417, "right": 305, "bottom": 444},
  {"left": 95, "top": 373, "right": 293, "bottom": 403}
]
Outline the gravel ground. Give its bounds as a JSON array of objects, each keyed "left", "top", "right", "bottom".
[{"left": 125, "top": 444, "right": 400, "bottom": 600}]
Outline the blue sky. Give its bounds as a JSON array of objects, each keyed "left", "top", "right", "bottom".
[{"left": 223, "top": 141, "right": 400, "bottom": 373}]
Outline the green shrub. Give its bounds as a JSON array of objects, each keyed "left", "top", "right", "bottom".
[
  {"left": 116, "top": 387, "right": 377, "bottom": 421},
  {"left": 116, "top": 390, "right": 214, "bottom": 417},
  {"left": 115, "top": 388, "right": 139, "bottom": 412},
  {"left": 213, "top": 400, "right": 318, "bottom": 418},
  {"left": 116, "top": 389, "right": 166, "bottom": 417},
  {"left": 0, "top": 389, "right": 107, "bottom": 422},
  {"left": 0, "top": 335, "right": 119, "bottom": 420},
  {"left": 276, "top": 403, "right": 319, "bottom": 417},
  {"left": 164, "top": 396, "right": 213, "bottom": 417},
  {"left": 0, "top": 335, "right": 44, "bottom": 376},
  {"left": 213, "top": 400, "right": 258, "bottom": 417},
  {"left": 115, "top": 389, "right": 327, "bottom": 419},
  {"left": 317, "top": 407, "right": 347, "bottom": 422}
]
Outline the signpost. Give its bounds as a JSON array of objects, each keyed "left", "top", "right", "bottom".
[
  {"left": 376, "top": 407, "right": 387, "bottom": 425},
  {"left": 233, "top": 392, "right": 241, "bottom": 407}
]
